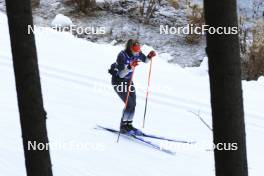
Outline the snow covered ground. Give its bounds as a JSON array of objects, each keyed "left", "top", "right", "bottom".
[{"left": 0, "top": 12, "right": 264, "bottom": 176}]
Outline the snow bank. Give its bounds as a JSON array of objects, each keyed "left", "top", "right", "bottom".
[{"left": 51, "top": 14, "right": 73, "bottom": 27}]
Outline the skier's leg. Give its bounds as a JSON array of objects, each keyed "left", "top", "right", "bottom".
[
  {"left": 111, "top": 77, "right": 132, "bottom": 121},
  {"left": 127, "top": 82, "right": 136, "bottom": 122},
  {"left": 121, "top": 83, "right": 141, "bottom": 134},
  {"left": 112, "top": 77, "right": 139, "bottom": 133},
  {"left": 120, "top": 81, "right": 136, "bottom": 122},
  {"left": 111, "top": 76, "right": 127, "bottom": 102}
]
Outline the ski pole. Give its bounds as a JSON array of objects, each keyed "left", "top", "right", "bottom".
[
  {"left": 117, "top": 67, "right": 136, "bottom": 142},
  {"left": 142, "top": 58, "right": 153, "bottom": 128}
]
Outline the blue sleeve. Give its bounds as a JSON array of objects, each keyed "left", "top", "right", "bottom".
[
  {"left": 116, "top": 52, "right": 126, "bottom": 71},
  {"left": 138, "top": 52, "right": 148, "bottom": 62}
]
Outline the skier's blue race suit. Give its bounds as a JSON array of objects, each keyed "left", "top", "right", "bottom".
[
  {"left": 116, "top": 50, "right": 148, "bottom": 79},
  {"left": 111, "top": 50, "right": 149, "bottom": 122}
]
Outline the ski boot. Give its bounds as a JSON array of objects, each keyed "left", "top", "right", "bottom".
[{"left": 120, "top": 121, "right": 143, "bottom": 136}]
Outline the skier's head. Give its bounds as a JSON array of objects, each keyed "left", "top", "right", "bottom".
[{"left": 126, "top": 39, "right": 141, "bottom": 55}]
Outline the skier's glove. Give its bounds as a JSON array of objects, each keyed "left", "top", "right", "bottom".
[
  {"left": 129, "top": 60, "right": 139, "bottom": 69},
  {"left": 147, "top": 51, "right": 156, "bottom": 59}
]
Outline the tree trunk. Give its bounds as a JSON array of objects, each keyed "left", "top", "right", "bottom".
[
  {"left": 203, "top": 0, "right": 248, "bottom": 176},
  {"left": 5, "top": 0, "right": 53, "bottom": 176}
]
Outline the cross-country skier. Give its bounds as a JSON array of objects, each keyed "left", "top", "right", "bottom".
[{"left": 109, "top": 39, "right": 156, "bottom": 134}]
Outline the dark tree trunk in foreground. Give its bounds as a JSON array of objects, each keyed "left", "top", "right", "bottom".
[
  {"left": 5, "top": 0, "right": 53, "bottom": 175},
  {"left": 204, "top": 0, "right": 248, "bottom": 176}
]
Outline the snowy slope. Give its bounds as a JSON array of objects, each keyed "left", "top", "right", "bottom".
[{"left": 0, "top": 12, "right": 264, "bottom": 176}]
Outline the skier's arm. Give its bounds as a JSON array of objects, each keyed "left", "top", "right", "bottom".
[
  {"left": 116, "top": 52, "right": 130, "bottom": 78},
  {"left": 139, "top": 51, "right": 156, "bottom": 63},
  {"left": 138, "top": 52, "right": 149, "bottom": 63}
]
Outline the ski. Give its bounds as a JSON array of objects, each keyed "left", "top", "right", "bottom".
[
  {"left": 96, "top": 125, "right": 176, "bottom": 155},
  {"left": 97, "top": 125, "right": 195, "bottom": 144},
  {"left": 130, "top": 134, "right": 175, "bottom": 155},
  {"left": 141, "top": 133, "right": 195, "bottom": 144}
]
